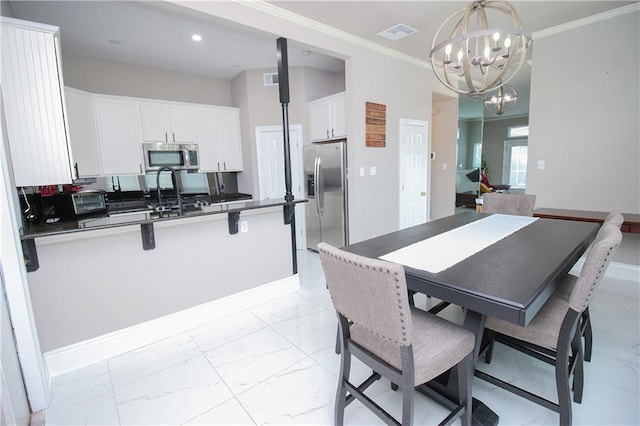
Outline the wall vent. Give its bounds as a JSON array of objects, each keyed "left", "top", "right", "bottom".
[
  {"left": 263, "top": 72, "right": 279, "bottom": 86},
  {"left": 377, "top": 24, "right": 417, "bottom": 41}
]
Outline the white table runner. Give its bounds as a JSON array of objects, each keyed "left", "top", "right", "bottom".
[{"left": 380, "top": 214, "right": 538, "bottom": 273}]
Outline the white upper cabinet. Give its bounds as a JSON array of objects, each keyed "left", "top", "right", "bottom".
[
  {"left": 195, "top": 106, "right": 243, "bottom": 172},
  {"left": 140, "top": 100, "right": 195, "bottom": 143},
  {"left": 308, "top": 92, "right": 346, "bottom": 141},
  {"left": 93, "top": 95, "right": 143, "bottom": 176},
  {"left": 65, "top": 87, "right": 102, "bottom": 177},
  {"left": 0, "top": 17, "right": 74, "bottom": 186}
]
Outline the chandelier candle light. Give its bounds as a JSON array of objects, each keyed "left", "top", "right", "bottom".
[{"left": 430, "top": 0, "right": 532, "bottom": 95}]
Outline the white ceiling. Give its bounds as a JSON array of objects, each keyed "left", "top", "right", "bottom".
[{"left": 7, "top": 0, "right": 636, "bottom": 119}]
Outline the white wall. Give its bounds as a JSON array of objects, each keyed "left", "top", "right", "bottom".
[
  {"left": 62, "top": 54, "right": 233, "bottom": 106},
  {"left": 528, "top": 11, "right": 640, "bottom": 213}
]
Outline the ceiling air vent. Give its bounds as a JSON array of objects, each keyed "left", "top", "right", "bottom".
[
  {"left": 263, "top": 72, "right": 279, "bottom": 86},
  {"left": 377, "top": 23, "right": 417, "bottom": 41}
]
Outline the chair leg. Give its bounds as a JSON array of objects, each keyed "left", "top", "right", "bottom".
[
  {"left": 457, "top": 353, "right": 473, "bottom": 426},
  {"left": 335, "top": 348, "right": 350, "bottom": 426},
  {"left": 335, "top": 326, "right": 340, "bottom": 354},
  {"left": 582, "top": 308, "right": 593, "bottom": 362},
  {"left": 556, "top": 315, "right": 580, "bottom": 426},
  {"left": 401, "top": 383, "right": 414, "bottom": 425},
  {"left": 571, "top": 328, "right": 584, "bottom": 404}
]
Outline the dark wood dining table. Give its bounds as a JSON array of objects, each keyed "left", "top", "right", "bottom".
[{"left": 342, "top": 210, "right": 599, "bottom": 425}]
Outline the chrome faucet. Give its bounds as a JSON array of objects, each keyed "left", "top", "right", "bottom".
[{"left": 156, "top": 166, "right": 183, "bottom": 214}]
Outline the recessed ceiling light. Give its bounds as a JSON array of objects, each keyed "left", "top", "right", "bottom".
[
  {"left": 302, "top": 50, "right": 312, "bottom": 56},
  {"left": 192, "top": 34, "right": 202, "bottom": 42},
  {"left": 377, "top": 24, "right": 417, "bottom": 41}
]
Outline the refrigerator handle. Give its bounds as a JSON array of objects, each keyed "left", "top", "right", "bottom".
[{"left": 314, "top": 156, "right": 322, "bottom": 217}]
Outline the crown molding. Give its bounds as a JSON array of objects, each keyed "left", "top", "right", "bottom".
[
  {"left": 532, "top": 3, "right": 640, "bottom": 40},
  {"left": 235, "top": 0, "right": 431, "bottom": 70}
]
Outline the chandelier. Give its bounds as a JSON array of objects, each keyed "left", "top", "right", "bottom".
[
  {"left": 429, "top": 0, "right": 532, "bottom": 95},
  {"left": 484, "top": 84, "right": 517, "bottom": 115}
]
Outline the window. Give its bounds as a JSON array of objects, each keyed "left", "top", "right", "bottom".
[{"left": 508, "top": 125, "right": 529, "bottom": 138}]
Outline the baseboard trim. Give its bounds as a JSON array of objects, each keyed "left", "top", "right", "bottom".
[
  {"left": 44, "top": 275, "right": 300, "bottom": 378},
  {"left": 570, "top": 260, "right": 640, "bottom": 282}
]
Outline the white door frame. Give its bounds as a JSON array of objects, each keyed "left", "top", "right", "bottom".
[
  {"left": 255, "top": 124, "right": 305, "bottom": 250},
  {"left": 1, "top": 108, "right": 50, "bottom": 412},
  {"left": 399, "top": 118, "right": 430, "bottom": 229}
]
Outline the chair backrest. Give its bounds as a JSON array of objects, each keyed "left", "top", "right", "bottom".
[
  {"left": 603, "top": 212, "right": 624, "bottom": 229},
  {"left": 569, "top": 224, "right": 622, "bottom": 313},
  {"left": 585, "top": 212, "right": 624, "bottom": 258},
  {"left": 482, "top": 193, "right": 536, "bottom": 216},
  {"left": 317, "top": 242, "right": 413, "bottom": 347}
]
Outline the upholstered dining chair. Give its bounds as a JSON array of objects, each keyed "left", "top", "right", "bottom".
[
  {"left": 482, "top": 193, "right": 536, "bottom": 216},
  {"left": 318, "top": 242, "right": 475, "bottom": 426},
  {"left": 559, "top": 212, "right": 625, "bottom": 362},
  {"left": 477, "top": 224, "right": 622, "bottom": 426}
]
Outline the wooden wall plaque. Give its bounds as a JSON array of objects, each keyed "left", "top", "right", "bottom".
[{"left": 365, "top": 102, "right": 386, "bottom": 147}]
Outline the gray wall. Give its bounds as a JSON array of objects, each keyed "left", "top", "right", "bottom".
[
  {"left": 528, "top": 11, "right": 640, "bottom": 213},
  {"left": 0, "top": 0, "right": 14, "bottom": 17},
  {"left": 177, "top": 1, "right": 434, "bottom": 243},
  {"left": 28, "top": 209, "right": 292, "bottom": 351},
  {"left": 482, "top": 116, "right": 529, "bottom": 186},
  {"left": 231, "top": 66, "right": 342, "bottom": 196},
  {"left": 62, "top": 54, "right": 233, "bottom": 106}
]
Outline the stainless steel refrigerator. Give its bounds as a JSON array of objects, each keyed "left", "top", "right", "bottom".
[{"left": 304, "top": 141, "right": 348, "bottom": 250}]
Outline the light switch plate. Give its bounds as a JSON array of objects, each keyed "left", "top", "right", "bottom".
[
  {"left": 359, "top": 167, "right": 365, "bottom": 177},
  {"left": 240, "top": 221, "right": 248, "bottom": 232},
  {"left": 370, "top": 166, "right": 377, "bottom": 176},
  {"left": 538, "top": 160, "right": 545, "bottom": 170}
]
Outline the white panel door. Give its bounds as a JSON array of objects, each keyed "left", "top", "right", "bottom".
[
  {"left": 256, "top": 125, "right": 304, "bottom": 249},
  {"left": 399, "top": 118, "right": 429, "bottom": 229}
]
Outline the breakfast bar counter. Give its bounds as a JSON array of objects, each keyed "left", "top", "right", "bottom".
[{"left": 23, "top": 199, "right": 306, "bottom": 372}]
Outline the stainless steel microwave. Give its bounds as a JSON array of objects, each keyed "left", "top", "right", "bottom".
[{"left": 142, "top": 143, "right": 199, "bottom": 172}]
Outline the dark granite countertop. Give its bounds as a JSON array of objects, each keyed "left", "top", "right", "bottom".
[{"left": 21, "top": 197, "right": 307, "bottom": 240}]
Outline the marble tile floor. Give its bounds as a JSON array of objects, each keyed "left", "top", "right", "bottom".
[{"left": 42, "top": 250, "right": 639, "bottom": 425}]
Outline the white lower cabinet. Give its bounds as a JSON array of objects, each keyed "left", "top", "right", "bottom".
[
  {"left": 195, "top": 106, "right": 243, "bottom": 172},
  {"left": 93, "top": 95, "right": 143, "bottom": 175},
  {"left": 65, "top": 87, "right": 102, "bottom": 177}
]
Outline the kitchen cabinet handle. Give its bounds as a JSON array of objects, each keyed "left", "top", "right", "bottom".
[
  {"left": 139, "top": 163, "right": 143, "bottom": 174},
  {"left": 74, "top": 162, "right": 79, "bottom": 179},
  {"left": 172, "top": 132, "right": 176, "bottom": 143},
  {"left": 331, "top": 128, "right": 335, "bottom": 138},
  {"left": 326, "top": 129, "right": 329, "bottom": 138},
  {"left": 223, "top": 162, "right": 227, "bottom": 170},
  {"left": 165, "top": 132, "right": 168, "bottom": 143}
]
